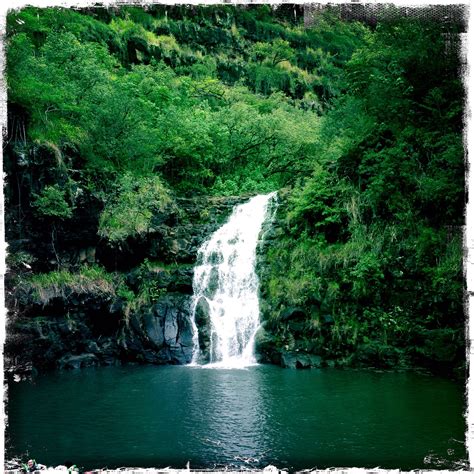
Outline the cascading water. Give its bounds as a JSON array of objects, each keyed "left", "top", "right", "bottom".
[{"left": 190, "top": 192, "right": 277, "bottom": 368}]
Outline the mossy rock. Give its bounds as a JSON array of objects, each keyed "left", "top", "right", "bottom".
[{"left": 280, "top": 351, "right": 322, "bottom": 369}]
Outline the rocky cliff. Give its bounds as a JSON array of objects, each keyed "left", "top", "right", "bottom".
[{"left": 5, "top": 195, "right": 250, "bottom": 376}]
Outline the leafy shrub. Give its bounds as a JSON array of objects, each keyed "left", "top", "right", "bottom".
[
  {"left": 98, "top": 173, "right": 172, "bottom": 243},
  {"left": 31, "top": 184, "right": 73, "bottom": 219}
]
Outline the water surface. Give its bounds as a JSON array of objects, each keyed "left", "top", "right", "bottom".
[{"left": 6, "top": 365, "right": 466, "bottom": 470}]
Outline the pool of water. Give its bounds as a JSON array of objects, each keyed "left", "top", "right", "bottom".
[{"left": 5, "top": 365, "right": 467, "bottom": 470}]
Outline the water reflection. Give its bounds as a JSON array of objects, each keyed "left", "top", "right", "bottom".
[{"left": 186, "top": 366, "right": 271, "bottom": 468}]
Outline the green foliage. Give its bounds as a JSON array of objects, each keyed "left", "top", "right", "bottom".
[
  {"left": 31, "top": 184, "right": 73, "bottom": 219},
  {"left": 251, "top": 39, "right": 294, "bottom": 66},
  {"left": 118, "top": 259, "right": 177, "bottom": 322},
  {"left": 6, "top": 5, "right": 363, "bottom": 199},
  {"left": 259, "top": 15, "right": 464, "bottom": 367},
  {"left": 134, "top": 259, "right": 166, "bottom": 302},
  {"left": 98, "top": 173, "right": 172, "bottom": 243},
  {"left": 287, "top": 164, "right": 349, "bottom": 241},
  {"left": 7, "top": 30, "right": 115, "bottom": 147},
  {"left": 6, "top": 251, "right": 36, "bottom": 272}
]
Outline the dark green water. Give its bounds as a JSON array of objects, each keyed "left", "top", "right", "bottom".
[{"left": 6, "top": 365, "right": 466, "bottom": 470}]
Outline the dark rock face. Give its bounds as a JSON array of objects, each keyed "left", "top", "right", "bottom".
[
  {"left": 147, "top": 196, "right": 251, "bottom": 265},
  {"left": 58, "top": 354, "right": 99, "bottom": 370},
  {"left": 255, "top": 326, "right": 325, "bottom": 369},
  {"left": 6, "top": 290, "right": 196, "bottom": 372},
  {"left": 280, "top": 352, "right": 323, "bottom": 369},
  {"left": 120, "top": 294, "right": 194, "bottom": 365},
  {"left": 280, "top": 307, "right": 306, "bottom": 321},
  {"left": 194, "top": 296, "right": 211, "bottom": 364},
  {"left": 254, "top": 325, "right": 280, "bottom": 365},
  {"left": 6, "top": 306, "right": 122, "bottom": 372}
]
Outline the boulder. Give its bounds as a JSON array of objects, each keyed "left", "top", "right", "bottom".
[
  {"left": 204, "top": 267, "right": 219, "bottom": 299},
  {"left": 58, "top": 353, "right": 98, "bottom": 370},
  {"left": 254, "top": 326, "right": 280, "bottom": 364},
  {"left": 143, "top": 313, "right": 165, "bottom": 348},
  {"left": 194, "top": 297, "right": 210, "bottom": 327},
  {"left": 280, "top": 351, "right": 322, "bottom": 369}
]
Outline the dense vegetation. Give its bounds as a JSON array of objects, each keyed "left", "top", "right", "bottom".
[{"left": 5, "top": 5, "right": 466, "bottom": 374}]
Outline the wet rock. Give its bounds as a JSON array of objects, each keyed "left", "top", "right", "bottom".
[
  {"left": 120, "top": 294, "right": 194, "bottom": 365},
  {"left": 194, "top": 297, "right": 210, "bottom": 327},
  {"left": 164, "top": 312, "right": 179, "bottom": 343},
  {"left": 99, "top": 340, "right": 120, "bottom": 365},
  {"left": 194, "top": 297, "right": 211, "bottom": 362},
  {"left": 85, "top": 341, "right": 100, "bottom": 353},
  {"left": 142, "top": 349, "right": 160, "bottom": 363},
  {"left": 280, "top": 351, "right": 322, "bottom": 369},
  {"left": 143, "top": 313, "right": 164, "bottom": 348},
  {"left": 174, "top": 298, "right": 194, "bottom": 364},
  {"left": 167, "top": 267, "right": 193, "bottom": 294},
  {"left": 128, "top": 313, "right": 143, "bottom": 333},
  {"left": 58, "top": 353, "right": 98, "bottom": 369},
  {"left": 157, "top": 347, "right": 171, "bottom": 363},
  {"left": 177, "top": 312, "right": 194, "bottom": 348},
  {"left": 204, "top": 267, "right": 219, "bottom": 299},
  {"left": 99, "top": 339, "right": 117, "bottom": 356},
  {"left": 254, "top": 326, "right": 280, "bottom": 364}
]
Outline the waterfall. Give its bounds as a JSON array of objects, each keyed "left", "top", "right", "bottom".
[{"left": 190, "top": 192, "right": 277, "bottom": 368}]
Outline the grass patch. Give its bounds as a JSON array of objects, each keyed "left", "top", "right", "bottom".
[{"left": 22, "top": 264, "right": 117, "bottom": 305}]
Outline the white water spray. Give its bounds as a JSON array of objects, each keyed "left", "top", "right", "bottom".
[{"left": 190, "top": 192, "right": 277, "bottom": 368}]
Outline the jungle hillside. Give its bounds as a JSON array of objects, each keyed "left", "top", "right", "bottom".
[{"left": 4, "top": 5, "right": 467, "bottom": 377}]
